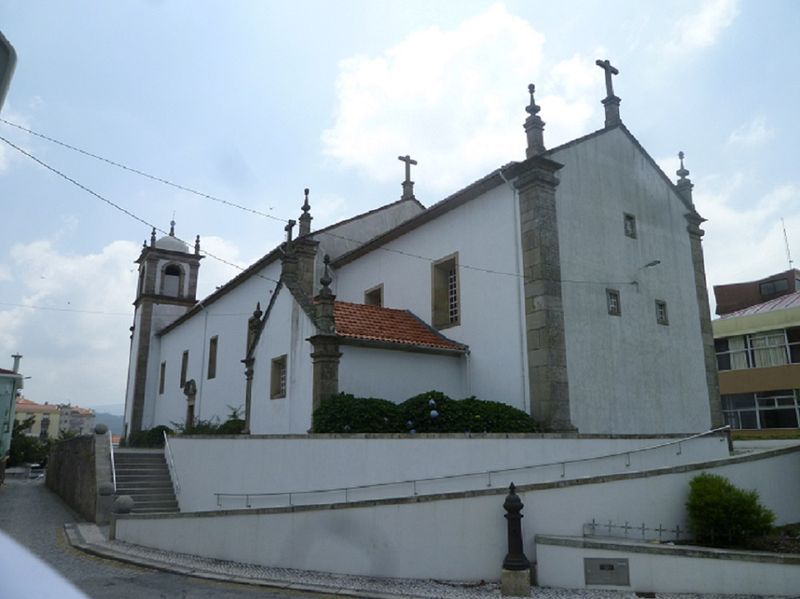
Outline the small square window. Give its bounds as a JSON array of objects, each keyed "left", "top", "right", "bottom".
[
  {"left": 207, "top": 336, "right": 218, "bottom": 379},
  {"left": 159, "top": 361, "right": 166, "bottom": 395},
  {"left": 271, "top": 355, "right": 287, "bottom": 399},
  {"left": 364, "top": 284, "right": 383, "bottom": 307},
  {"left": 606, "top": 289, "right": 621, "bottom": 316},
  {"left": 180, "top": 350, "right": 189, "bottom": 388},
  {"left": 655, "top": 300, "right": 669, "bottom": 325},
  {"left": 623, "top": 213, "right": 637, "bottom": 239}
]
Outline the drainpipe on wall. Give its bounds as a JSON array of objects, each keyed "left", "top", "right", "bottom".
[{"left": 499, "top": 170, "right": 531, "bottom": 416}]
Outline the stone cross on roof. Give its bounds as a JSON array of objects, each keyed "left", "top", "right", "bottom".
[
  {"left": 398, "top": 154, "right": 417, "bottom": 200},
  {"left": 285, "top": 219, "right": 296, "bottom": 242},
  {"left": 595, "top": 59, "right": 619, "bottom": 98},
  {"left": 595, "top": 59, "right": 621, "bottom": 128}
]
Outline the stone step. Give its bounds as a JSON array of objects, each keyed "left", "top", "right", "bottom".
[
  {"left": 114, "top": 458, "right": 168, "bottom": 466},
  {"left": 116, "top": 474, "right": 171, "bottom": 482},
  {"left": 116, "top": 482, "right": 175, "bottom": 491},
  {"left": 133, "top": 507, "right": 179, "bottom": 514},
  {"left": 126, "top": 493, "right": 178, "bottom": 503},
  {"left": 115, "top": 467, "right": 170, "bottom": 474},
  {"left": 133, "top": 502, "right": 179, "bottom": 511}
]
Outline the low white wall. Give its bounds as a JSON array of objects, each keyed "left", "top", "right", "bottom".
[
  {"left": 168, "top": 433, "right": 730, "bottom": 512},
  {"left": 536, "top": 540, "right": 800, "bottom": 596},
  {"left": 116, "top": 443, "right": 800, "bottom": 582}
]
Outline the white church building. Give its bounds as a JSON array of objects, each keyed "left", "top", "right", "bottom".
[{"left": 123, "top": 63, "right": 721, "bottom": 439}]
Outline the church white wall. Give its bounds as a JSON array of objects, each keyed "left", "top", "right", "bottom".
[
  {"left": 166, "top": 433, "right": 729, "bottom": 512},
  {"left": 334, "top": 183, "right": 529, "bottom": 409},
  {"left": 550, "top": 128, "right": 710, "bottom": 434},
  {"left": 249, "top": 287, "right": 316, "bottom": 434},
  {"left": 338, "top": 346, "right": 466, "bottom": 403},
  {"left": 150, "top": 261, "right": 280, "bottom": 429},
  {"left": 117, "top": 442, "right": 798, "bottom": 582},
  {"left": 315, "top": 198, "right": 424, "bottom": 261}
]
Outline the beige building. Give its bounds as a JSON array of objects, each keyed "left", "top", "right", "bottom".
[
  {"left": 14, "top": 398, "right": 95, "bottom": 439},
  {"left": 713, "top": 287, "right": 800, "bottom": 430}
]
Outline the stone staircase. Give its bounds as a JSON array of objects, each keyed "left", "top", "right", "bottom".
[{"left": 113, "top": 449, "right": 179, "bottom": 514}]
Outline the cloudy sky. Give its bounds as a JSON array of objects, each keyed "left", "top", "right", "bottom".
[{"left": 1, "top": 0, "right": 798, "bottom": 413}]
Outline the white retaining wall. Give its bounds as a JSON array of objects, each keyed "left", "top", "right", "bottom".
[
  {"left": 116, "top": 445, "right": 800, "bottom": 582},
  {"left": 536, "top": 539, "right": 800, "bottom": 596},
  {"left": 168, "top": 433, "right": 731, "bottom": 512}
]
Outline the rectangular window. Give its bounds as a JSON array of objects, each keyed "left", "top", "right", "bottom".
[
  {"left": 623, "top": 213, "right": 637, "bottom": 239},
  {"left": 722, "top": 390, "right": 800, "bottom": 430},
  {"left": 159, "top": 361, "right": 166, "bottom": 394},
  {"left": 432, "top": 253, "right": 460, "bottom": 329},
  {"left": 606, "top": 288, "right": 621, "bottom": 316},
  {"left": 364, "top": 284, "right": 383, "bottom": 307},
  {"left": 655, "top": 300, "right": 669, "bottom": 325},
  {"left": 270, "top": 355, "right": 287, "bottom": 399},
  {"left": 760, "top": 278, "right": 789, "bottom": 297},
  {"left": 207, "top": 336, "right": 218, "bottom": 380},
  {"left": 180, "top": 350, "right": 189, "bottom": 388}
]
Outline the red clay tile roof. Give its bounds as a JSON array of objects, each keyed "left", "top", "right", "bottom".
[{"left": 333, "top": 301, "right": 467, "bottom": 353}]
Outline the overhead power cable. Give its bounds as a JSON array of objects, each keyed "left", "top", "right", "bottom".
[
  {"left": 0, "top": 134, "right": 280, "bottom": 285},
  {"left": 0, "top": 119, "right": 525, "bottom": 280}
]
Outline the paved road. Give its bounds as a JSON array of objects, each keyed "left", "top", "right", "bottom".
[{"left": 0, "top": 477, "right": 332, "bottom": 599}]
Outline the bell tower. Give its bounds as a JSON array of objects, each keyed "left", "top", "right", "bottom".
[{"left": 123, "top": 222, "right": 203, "bottom": 437}]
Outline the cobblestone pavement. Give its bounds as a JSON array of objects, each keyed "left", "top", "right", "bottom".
[
  {"left": 0, "top": 478, "right": 330, "bottom": 598},
  {"left": 0, "top": 478, "right": 790, "bottom": 599}
]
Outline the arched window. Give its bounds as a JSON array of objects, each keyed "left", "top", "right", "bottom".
[{"left": 161, "top": 264, "right": 184, "bottom": 297}]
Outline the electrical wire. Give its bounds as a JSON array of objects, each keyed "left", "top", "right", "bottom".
[{"left": 0, "top": 133, "right": 280, "bottom": 285}]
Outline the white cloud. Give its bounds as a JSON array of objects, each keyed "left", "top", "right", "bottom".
[
  {"left": 323, "top": 4, "right": 595, "bottom": 193},
  {"left": 0, "top": 234, "right": 247, "bottom": 409},
  {"left": 0, "top": 105, "right": 34, "bottom": 173},
  {"left": 728, "top": 116, "right": 774, "bottom": 147},
  {"left": 663, "top": 0, "right": 739, "bottom": 54},
  {"left": 701, "top": 180, "right": 800, "bottom": 302}
]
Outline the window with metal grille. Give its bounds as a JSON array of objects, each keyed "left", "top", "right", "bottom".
[
  {"left": 207, "top": 336, "right": 218, "bottom": 379},
  {"left": 271, "top": 355, "right": 287, "bottom": 399},
  {"left": 432, "top": 253, "right": 459, "bottom": 329}
]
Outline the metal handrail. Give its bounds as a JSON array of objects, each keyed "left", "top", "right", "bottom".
[
  {"left": 108, "top": 429, "right": 117, "bottom": 492},
  {"left": 163, "top": 431, "right": 181, "bottom": 496},
  {"left": 214, "top": 425, "right": 731, "bottom": 508}
]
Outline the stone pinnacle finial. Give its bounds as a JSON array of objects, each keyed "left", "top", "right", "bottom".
[
  {"left": 253, "top": 301, "right": 262, "bottom": 319},
  {"left": 194, "top": 235, "right": 201, "bottom": 255},
  {"left": 150, "top": 228, "right": 156, "bottom": 247},
  {"left": 320, "top": 254, "right": 332, "bottom": 289},
  {"left": 142, "top": 239, "right": 147, "bottom": 248},
  {"left": 299, "top": 188, "right": 313, "bottom": 236},
  {"left": 398, "top": 155, "right": 417, "bottom": 200},
  {"left": 524, "top": 83, "right": 546, "bottom": 158},
  {"left": 169, "top": 219, "right": 176, "bottom": 236},
  {"left": 525, "top": 84, "right": 540, "bottom": 116},
  {"left": 677, "top": 151, "right": 690, "bottom": 181},
  {"left": 596, "top": 59, "right": 621, "bottom": 128}
]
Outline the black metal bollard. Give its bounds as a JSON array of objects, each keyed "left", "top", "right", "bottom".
[{"left": 502, "top": 482, "right": 530, "bottom": 571}]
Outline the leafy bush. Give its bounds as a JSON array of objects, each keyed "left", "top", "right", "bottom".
[
  {"left": 8, "top": 416, "right": 50, "bottom": 466},
  {"left": 312, "top": 393, "right": 401, "bottom": 433},
  {"left": 128, "top": 424, "right": 173, "bottom": 448},
  {"left": 686, "top": 473, "right": 775, "bottom": 546},
  {"left": 311, "top": 390, "right": 540, "bottom": 434}
]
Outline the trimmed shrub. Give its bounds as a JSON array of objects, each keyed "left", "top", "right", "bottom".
[
  {"left": 686, "top": 473, "right": 775, "bottom": 546},
  {"left": 312, "top": 393, "right": 402, "bottom": 433},
  {"left": 312, "top": 390, "right": 541, "bottom": 434}
]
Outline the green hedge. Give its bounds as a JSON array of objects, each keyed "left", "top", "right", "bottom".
[
  {"left": 312, "top": 391, "right": 540, "bottom": 434},
  {"left": 686, "top": 473, "right": 774, "bottom": 547}
]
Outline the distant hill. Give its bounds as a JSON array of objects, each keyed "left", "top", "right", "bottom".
[{"left": 94, "top": 412, "right": 124, "bottom": 435}]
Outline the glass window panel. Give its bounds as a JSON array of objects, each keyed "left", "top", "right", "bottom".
[
  {"left": 758, "top": 398, "right": 776, "bottom": 408},
  {"left": 761, "top": 409, "right": 798, "bottom": 429},
  {"left": 775, "top": 278, "right": 789, "bottom": 292},
  {"left": 716, "top": 354, "right": 731, "bottom": 371},
  {"left": 756, "top": 390, "right": 793, "bottom": 399},
  {"left": 729, "top": 394, "right": 756, "bottom": 409},
  {"left": 739, "top": 411, "right": 758, "bottom": 429},
  {"left": 714, "top": 338, "right": 730, "bottom": 352},
  {"left": 728, "top": 336, "right": 749, "bottom": 369},
  {"left": 777, "top": 398, "right": 796, "bottom": 407},
  {"left": 790, "top": 345, "right": 800, "bottom": 364},
  {"left": 787, "top": 327, "right": 800, "bottom": 343}
]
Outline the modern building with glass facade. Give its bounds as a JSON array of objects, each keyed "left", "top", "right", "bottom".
[{"left": 713, "top": 271, "right": 800, "bottom": 430}]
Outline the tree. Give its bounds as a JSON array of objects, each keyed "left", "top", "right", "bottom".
[{"left": 8, "top": 416, "right": 49, "bottom": 467}]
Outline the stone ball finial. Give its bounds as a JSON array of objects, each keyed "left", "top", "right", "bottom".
[
  {"left": 112, "top": 495, "right": 135, "bottom": 514},
  {"left": 94, "top": 423, "right": 108, "bottom": 435}
]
